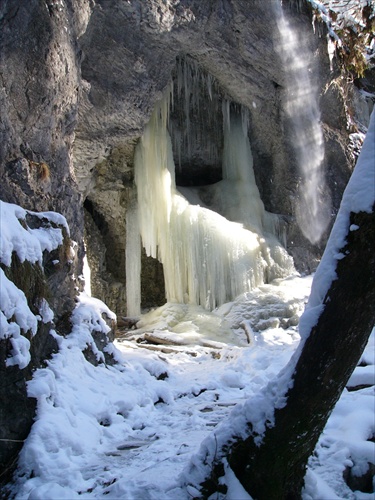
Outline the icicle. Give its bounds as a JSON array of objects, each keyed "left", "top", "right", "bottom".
[
  {"left": 82, "top": 243, "right": 92, "bottom": 296},
  {"left": 183, "top": 58, "right": 191, "bottom": 159},
  {"left": 327, "top": 35, "right": 336, "bottom": 71},
  {"left": 207, "top": 74, "right": 213, "bottom": 101},
  {"left": 126, "top": 199, "right": 141, "bottom": 316},
  {"left": 241, "top": 106, "right": 250, "bottom": 137},
  {"left": 170, "top": 56, "right": 224, "bottom": 172},
  {"left": 222, "top": 99, "right": 231, "bottom": 133},
  {"left": 170, "top": 77, "right": 174, "bottom": 109}
]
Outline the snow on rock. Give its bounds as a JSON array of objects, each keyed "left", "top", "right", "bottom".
[
  {"left": 0, "top": 201, "right": 68, "bottom": 368},
  {"left": 0, "top": 201, "right": 68, "bottom": 267},
  {"left": 67, "top": 292, "right": 117, "bottom": 364},
  {"left": 223, "top": 459, "right": 253, "bottom": 500},
  {"left": 305, "top": 396, "right": 375, "bottom": 498},
  {"left": 347, "top": 365, "right": 375, "bottom": 389},
  {"left": 38, "top": 299, "right": 54, "bottom": 324},
  {"left": 0, "top": 268, "right": 38, "bottom": 339},
  {"left": 0, "top": 268, "right": 38, "bottom": 368},
  {"left": 70, "top": 293, "right": 116, "bottom": 341},
  {"left": 0, "top": 202, "right": 43, "bottom": 266},
  {"left": 27, "top": 483, "right": 79, "bottom": 500}
]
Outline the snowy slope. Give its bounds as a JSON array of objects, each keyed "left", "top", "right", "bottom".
[{"left": 4, "top": 288, "right": 374, "bottom": 500}]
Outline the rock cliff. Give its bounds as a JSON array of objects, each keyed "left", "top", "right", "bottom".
[
  {"left": 75, "top": 0, "right": 373, "bottom": 313},
  {"left": 2, "top": 1, "right": 373, "bottom": 318},
  {"left": 0, "top": 0, "right": 374, "bottom": 376}
]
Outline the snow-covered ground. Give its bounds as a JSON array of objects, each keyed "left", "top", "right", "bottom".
[{"left": 2, "top": 272, "right": 373, "bottom": 499}]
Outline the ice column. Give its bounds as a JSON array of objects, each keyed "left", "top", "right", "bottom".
[
  {"left": 276, "top": 9, "right": 331, "bottom": 244},
  {"left": 135, "top": 94, "right": 294, "bottom": 310},
  {"left": 218, "top": 104, "right": 270, "bottom": 234},
  {"left": 125, "top": 199, "right": 141, "bottom": 316}
]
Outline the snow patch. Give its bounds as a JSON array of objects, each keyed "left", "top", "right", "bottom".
[
  {"left": 0, "top": 201, "right": 68, "bottom": 368},
  {"left": 0, "top": 201, "right": 67, "bottom": 267},
  {"left": 0, "top": 268, "right": 39, "bottom": 368}
]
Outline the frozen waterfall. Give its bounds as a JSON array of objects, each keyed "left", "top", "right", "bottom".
[
  {"left": 133, "top": 89, "right": 294, "bottom": 311},
  {"left": 276, "top": 9, "right": 331, "bottom": 244},
  {"left": 125, "top": 198, "right": 141, "bottom": 317}
]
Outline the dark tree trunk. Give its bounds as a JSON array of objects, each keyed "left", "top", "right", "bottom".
[{"left": 200, "top": 207, "right": 375, "bottom": 499}]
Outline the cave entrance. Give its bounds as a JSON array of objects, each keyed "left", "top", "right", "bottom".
[{"left": 169, "top": 56, "right": 224, "bottom": 188}]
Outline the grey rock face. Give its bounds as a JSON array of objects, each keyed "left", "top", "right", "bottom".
[{"left": 0, "top": 0, "right": 91, "bottom": 250}]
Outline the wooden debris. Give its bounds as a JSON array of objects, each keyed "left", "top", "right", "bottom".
[
  {"left": 143, "top": 331, "right": 188, "bottom": 346},
  {"left": 240, "top": 320, "right": 254, "bottom": 344},
  {"left": 200, "top": 340, "right": 226, "bottom": 350},
  {"left": 118, "top": 328, "right": 225, "bottom": 359},
  {"left": 135, "top": 343, "right": 198, "bottom": 357},
  {"left": 117, "top": 316, "right": 139, "bottom": 329}
]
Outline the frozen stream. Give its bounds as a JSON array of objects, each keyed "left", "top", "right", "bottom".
[{"left": 8, "top": 274, "right": 375, "bottom": 499}]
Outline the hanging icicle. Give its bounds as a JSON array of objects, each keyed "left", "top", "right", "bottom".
[
  {"left": 169, "top": 56, "right": 223, "bottom": 172},
  {"left": 134, "top": 79, "right": 294, "bottom": 310}
]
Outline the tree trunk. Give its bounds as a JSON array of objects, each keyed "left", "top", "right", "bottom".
[
  {"left": 229, "top": 207, "right": 375, "bottom": 499},
  {"left": 200, "top": 207, "right": 375, "bottom": 500}
]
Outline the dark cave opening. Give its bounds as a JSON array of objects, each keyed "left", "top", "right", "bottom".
[
  {"left": 169, "top": 56, "right": 224, "bottom": 188},
  {"left": 83, "top": 198, "right": 108, "bottom": 235}
]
